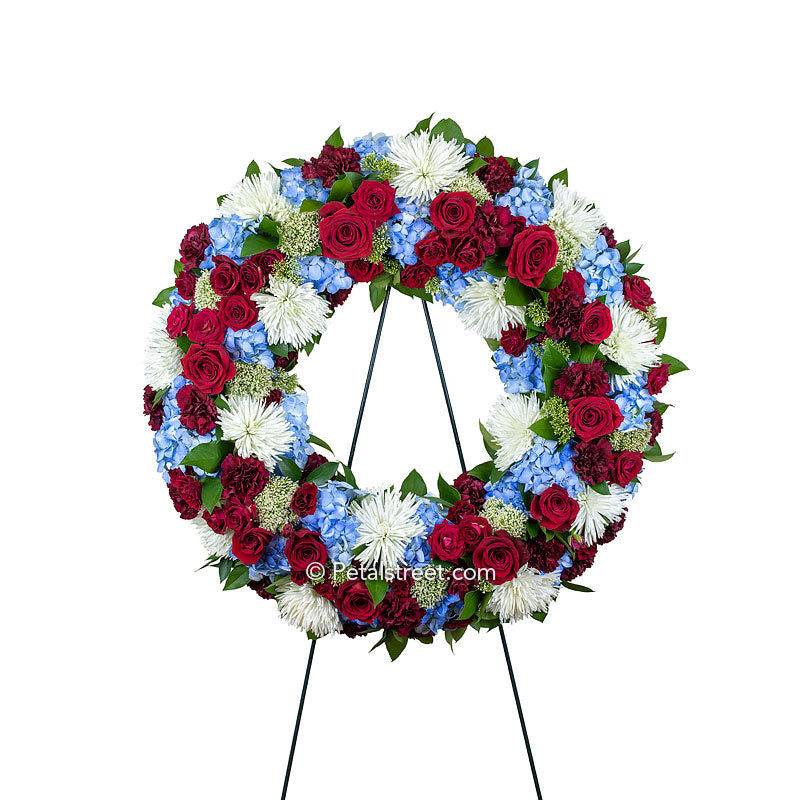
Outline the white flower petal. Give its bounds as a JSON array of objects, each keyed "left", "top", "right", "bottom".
[
  {"left": 485, "top": 393, "right": 543, "bottom": 472},
  {"left": 191, "top": 517, "right": 233, "bottom": 558},
  {"left": 218, "top": 395, "right": 293, "bottom": 471},
  {"left": 486, "top": 566, "right": 560, "bottom": 622},
  {"left": 574, "top": 482, "right": 630, "bottom": 545},
  {"left": 388, "top": 132, "right": 471, "bottom": 203},
  {"left": 456, "top": 277, "right": 525, "bottom": 339},
  {"left": 144, "top": 304, "right": 183, "bottom": 391},
  {"left": 600, "top": 302, "right": 661, "bottom": 388},
  {"left": 275, "top": 581, "right": 342, "bottom": 637},
  {"left": 549, "top": 179, "right": 605, "bottom": 246},
  {"left": 219, "top": 167, "right": 292, "bottom": 222},
  {"left": 253, "top": 277, "right": 331, "bottom": 347}
]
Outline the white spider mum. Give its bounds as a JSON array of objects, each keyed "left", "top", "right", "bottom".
[
  {"left": 253, "top": 277, "right": 331, "bottom": 347},
  {"left": 218, "top": 166, "right": 292, "bottom": 222},
  {"left": 144, "top": 304, "right": 183, "bottom": 391},
  {"left": 574, "top": 482, "right": 630, "bottom": 546},
  {"left": 548, "top": 179, "right": 605, "bottom": 246},
  {"left": 218, "top": 394, "right": 293, "bottom": 471},
  {"left": 275, "top": 581, "right": 342, "bottom": 638},
  {"left": 387, "top": 131, "right": 471, "bottom": 203},
  {"left": 191, "top": 517, "right": 233, "bottom": 559},
  {"left": 484, "top": 393, "right": 543, "bottom": 472},
  {"left": 456, "top": 277, "right": 526, "bottom": 339},
  {"left": 486, "top": 566, "right": 560, "bottom": 622},
  {"left": 600, "top": 301, "right": 660, "bottom": 387},
  {"left": 353, "top": 488, "right": 424, "bottom": 576}
]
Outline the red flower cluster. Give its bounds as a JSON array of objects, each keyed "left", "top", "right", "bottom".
[
  {"left": 530, "top": 485, "right": 579, "bottom": 532},
  {"left": 167, "top": 469, "right": 203, "bottom": 519},
  {"left": 176, "top": 383, "right": 217, "bottom": 435},
  {"left": 476, "top": 156, "right": 515, "bottom": 194},
  {"left": 301, "top": 144, "right": 361, "bottom": 188}
]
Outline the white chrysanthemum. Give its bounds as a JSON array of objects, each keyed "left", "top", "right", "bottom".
[
  {"left": 218, "top": 166, "right": 292, "bottom": 222},
  {"left": 548, "top": 179, "right": 605, "bottom": 246},
  {"left": 191, "top": 517, "right": 233, "bottom": 559},
  {"left": 484, "top": 393, "right": 543, "bottom": 472},
  {"left": 574, "top": 483, "right": 630, "bottom": 546},
  {"left": 600, "top": 302, "right": 661, "bottom": 387},
  {"left": 275, "top": 581, "right": 342, "bottom": 638},
  {"left": 486, "top": 566, "right": 560, "bottom": 622},
  {"left": 456, "top": 277, "right": 526, "bottom": 339},
  {"left": 387, "top": 131, "right": 471, "bottom": 203},
  {"left": 218, "top": 395, "right": 293, "bottom": 471},
  {"left": 353, "top": 488, "right": 424, "bottom": 576},
  {"left": 144, "top": 304, "right": 183, "bottom": 390},
  {"left": 252, "top": 277, "right": 330, "bottom": 347}
]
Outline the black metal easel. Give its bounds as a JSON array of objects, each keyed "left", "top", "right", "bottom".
[{"left": 279, "top": 288, "right": 544, "bottom": 799}]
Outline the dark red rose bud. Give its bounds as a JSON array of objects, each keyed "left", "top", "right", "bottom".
[
  {"left": 530, "top": 485, "right": 580, "bottom": 532},
  {"left": 578, "top": 301, "right": 613, "bottom": 344},
  {"left": 239, "top": 262, "right": 264, "bottom": 295},
  {"left": 243, "top": 250, "right": 283, "bottom": 287},
  {"left": 458, "top": 515, "right": 493, "bottom": 552},
  {"left": 351, "top": 180, "right": 400, "bottom": 223},
  {"left": 301, "top": 453, "right": 329, "bottom": 481},
  {"left": 166, "top": 303, "right": 192, "bottom": 338},
  {"left": 232, "top": 528, "right": 271, "bottom": 566},
  {"left": 414, "top": 231, "right": 449, "bottom": 267},
  {"left": 429, "top": 522, "right": 467, "bottom": 563},
  {"left": 186, "top": 308, "right": 225, "bottom": 344},
  {"left": 568, "top": 397, "right": 624, "bottom": 441},
  {"left": 219, "top": 295, "right": 258, "bottom": 331},
  {"left": 449, "top": 233, "right": 486, "bottom": 273},
  {"left": 175, "top": 267, "right": 197, "bottom": 300},
  {"left": 647, "top": 364, "right": 670, "bottom": 394},
  {"left": 447, "top": 569, "right": 477, "bottom": 600},
  {"left": 318, "top": 200, "right": 348, "bottom": 218},
  {"left": 345, "top": 259, "right": 383, "bottom": 283},
  {"left": 400, "top": 263, "right": 435, "bottom": 289},
  {"left": 623, "top": 275, "right": 654, "bottom": 310},
  {"left": 290, "top": 483, "right": 319, "bottom": 517},
  {"left": 430, "top": 192, "right": 477, "bottom": 233},
  {"left": 613, "top": 451, "right": 643, "bottom": 485},
  {"left": 336, "top": 579, "right": 377, "bottom": 623},
  {"left": 507, "top": 224, "right": 559, "bottom": 287},
  {"left": 209, "top": 256, "right": 241, "bottom": 296},
  {"left": 179, "top": 223, "right": 211, "bottom": 268},
  {"left": 203, "top": 507, "right": 227, "bottom": 533},
  {"left": 476, "top": 156, "right": 515, "bottom": 194},
  {"left": 500, "top": 324, "right": 528, "bottom": 357},
  {"left": 224, "top": 499, "right": 257, "bottom": 533}
]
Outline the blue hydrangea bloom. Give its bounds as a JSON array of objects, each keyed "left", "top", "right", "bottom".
[
  {"left": 613, "top": 372, "right": 654, "bottom": 431},
  {"left": 415, "top": 498, "right": 446, "bottom": 532},
  {"left": 422, "top": 594, "right": 463, "bottom": 632},
  {"left": 200, "top": 216, "right": 251, "bottom": 267},
  {"left": 484, "top": 472, "right": 526, "bottom": 510},
  {"left": 493, "top": 346, "right": 545, "bottom": 394},
  {"left": 465, "top": 143, "right": 477, "bottom": 158},
  {"left": 434, "top": 263, "right": 472, "bottom": 305},
  {"left": 387, "top": 197, "right": 432, "bottom": 266},
  {"left": 352, "top": 132, "right": 392, "bottom": 158},
  {"left": 577, "top": 235, "right": 625, "bottom": 306},
  {"left": 224, "top": 322, "right": 274, "bottom": 366},
  {"left": 404, "top": 535, "right": 432, "bottom": 569},
  {"left": 280, "top": 166, "right": 329, "bottom": 207},
  {"left": 297, "top": 255, "right": 353, "bottom": 294},
  {"left": 302, "top": 481, "right": 361, "bottom": 564},
  {"left": 280, "top": 392, "right": 313, "bottom": 468},
  {"left": 495, "top": 167, "right": 552, "bottom": 225},
  {"left": 250, "top": 535, "right": 291, "bottom": 580},
  {"left": 510, "top": 440, "right": 582, "bottom": 498},
  {"left": 169, "top": 288, "right": 191, "bottom": 307}
]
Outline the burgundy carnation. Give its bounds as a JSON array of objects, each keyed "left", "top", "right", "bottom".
[
  {"left": 209, "top": 256, "right": 241, "bottom": 296},
  {"left": 186, "top": 308, "right": 225, "bottom": 344},
  {"left": 328, "top": 286, "right": 352, "bottom": 309},
  {"left": 179, "top": 223, "right": 211, "bottom": 268},
  {"left": 476, "top": 156, "right": 515, "bottom": 194},
  {"left": 166, "top": 303, "right": 192, "bottom": 338},
  {"left": 447, "top": 569, "right": 477, "bottom": 600},
  {"left": 302, "top": 144, "right": 361, "bottom": 189},
  {"left": 319, "top": 209, "right": 374, "bottom": 261},
  {"left": 529, "top": 485, "right": 579, "bottom": 532},
  {"left": 181, "top": 344, "right": 236, "bottom": 394},
  {"left": 377, "top": 580, "right": 424, "bottom": 637},
  {"left": 274, "top": 350, "right": 298, "bottom": 370},
  {"left": 469, "top": 202, "right": 525, "bottom": 255},
  {"left": 345, "top": 259, "right": 383, "bottom": 283},
  {"left": 284, "top": 528, "right": 327, "bottom": 576},
  {"left": 500, "top": 324, "right": 528, "bottom": 357},
  {"left": 167, "top": 469, "right": 203, "bottom": 519},
  {"left": 232, "top": 528, "right": 271, "bottom": 566},
  {"left": 553, "top": 361, "right": 611, "bottom": 401},
  {"left": 400, "top": 263, "right": 435, "bottom": 289},
  {"left": 545, "top": 270, "right": 586, "bottom": 340},
  {"left": 351, "top": 180, "right": 400, "bottom": 223},
  {"left": 430, "top": 192, "right": 477, "bottom": 233},
  {"left": 449, "top": 233, "right": 486, "bottom": 273},
  {"left": 506, "top": 224, "right": 559, "bottom": 287},
  {"left": 220, "top": 453, "right": 268, "bottom": 502},
  {"left": 290, "top": 483, "right": 318, "bottom": 517},
  {"left": 599, "top": 226, "right": 617, "bottom": 248},
  {"left": 176, "top": 383, "right": 218, "bottom": 435},
  {"left": 647, "top": 409, "right": 663, "bottom": 445},
  {"left": 527, "top": 535, "right": 566, "bottom": 574},
  {"left": 561, "top": 543, "right": 597, "bottom": 582},
  {"left": 599, "top": 513, "right": 627, "bottom": 545},
  {"left": 175, "top": 268, "right": 197, "bottom": 300},
  {"left": 219, "top": 295, "right": 258, "bottom": 331},
  {"left": 428, "top": 522, "right": 467, "bottom": 563},
  {"left": 569, "top": 397, "right": 624, "bottom": 441},
  {"left": 446, "top": 499, "right": 477, "bottom": 523},
  {"left": 647, "top": 364, "right": 670, "bottom": 395},
  {"left": 613, "top": 451, "right": 643, "bottom": 485},
  {"left": 572, "top": 438, "right": 613, "bottom": 484},
  {"left": 336, "top": 579, "right": 377, "bottom": 623},
  {"left": 473, "top": 534, "right": 521, "bottom": 584},
  {"left": 458, "top": 515, "right": 492, "bottom": 552},
  {"left": 578, "top": 301, "right": 613, "bottom": 344},
  {"left": 623, "top": 275, "right": 654, "bottom": 310},
  {"left": 224, "top": 499, "right": 257, "bottom": 533},
  {"left": 143, "top": 385, "right": 164, "bottom": 431},
  {"left": 453, "top": 473, "right": 486, "bottom": 508},
  {"left": 414, "top": 231, "right": 449, "bottom": 267}
]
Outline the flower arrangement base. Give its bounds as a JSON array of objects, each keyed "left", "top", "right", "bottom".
[{"left": 279, "top": 290, "right": 545, "bottom": 800}]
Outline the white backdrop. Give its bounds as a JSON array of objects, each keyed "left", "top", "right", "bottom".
[{"left": 2, "top": 1, "right": 798, "bottom": 798}]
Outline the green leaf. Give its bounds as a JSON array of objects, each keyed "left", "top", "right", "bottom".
[
  {"left": 591, "top": 481, "right": 611, "bottom": 495},
  {"left": 218, "top": 558, "right": 233, "bottom": 583},
  {"left": 369, "top": 632, "right": 388, "bottom": 653},
  {"left": 173, "top": 259, "right": 184, "bottom": 277},
  {"left": 430, "top": 118, "right": 464, "bottom": 142},
  {"left": 476, "top": 136, "right": 494, "bottom": 157},
  {"left": 201, "top": 476, "right": 223, "bottom": 512},
  {"left": 469, "top": 461, "right": 493, "bottom": 482},
  {"left": 467, "top": 156, "right": 487, "bottom": 173},
  {"left": 479, "top": 421, "right": 498, "bottom": 458},
  {"left": 526, "top": 519, "right": 542, "bottom": 540},
  {"left": 542, "top": 342, "right": 569, "bottom": 371},
  {"left": 258, "top": 216, "right": 280, "bottom": 238},
  {"left": 385, "top": 634, "right": 408, "bottom": 661},
  {"left": 306, "top": 433, "right": 334, "bottom": 454},
  {"left": 604, "top": 360, "right": 630, "bottom": 376},
  {"left": 298, "top": 198, "right": 324, "bottom": 213},
  {"left": 457, "top": 590, "right": 481, "bottom": 620},
  {"left": 240, "top": 233, "right": 278, "bottom": 258},
  {"left": 365, "top": 578, "right": 389, "bottom": 606},
  {"left": 269, "top": 342, "right": 290, "bottom": 358},
  {"left": 503, "top": 276, "right": 536, "bottom": 306},
  {"left": 325, "top": 126, "right": 344, "bottom": 147},
  {"left": 654, "top": 317, "right": 667, "bottom": 344},
  {"left": 562, "top": 580, "right": 594, "bottom": 592},
  {"left": 307, "top": 461, "right": 340, "bottom": 485},
  {"left": 223, "top": 563, "right": 251, "bottom": 591},
  {"left": 660, "top": 353, "right": 689, "bottom": 375},
  {"left": 283, "top": 157, "right": 305, "bottom": 167},
  {"left": 579, "top": 343, "right": 600, "bottom": 363},
  {"left": 369, "top": 282, "right": 388, "bottom": 311},
  {"left": 624, "top": 261, "right": 644, "bottom": 275},
  {"left": 152, "top": 386, "right": 168, "bottom": 405},
  {"left": 485, "top": 337, "right": 501, "bottom": 351},
  {"left": 530, "top": 419, "right": 557, "bottom": 441},
  {"left": 327, "top": 173, "right": 358, "bottom": 203},
  {"left": 277, "top": 457, "right": 302, "bottom": 482},
  {"left": 244, "top": 160, "right": 260, "bottom": 178},
  {"left": 152, "top": 286, "right": 174, "bottom": 307},
  {"left": 411, "top": 113, "right": 434, "bottom": 134},
  {"left": 264, "top": 576, "right": 290, "bottom": 595},
  {"left": 548, "top": 168, "right": 568, "bottom": 191},
  {"left": 341, "top": 463, "right": 358, "bottom": 488},
  {"left": 643, "top": 441, "right": 675, "bottom": 462},
  {"left": 437, "top": 475, "right": 462, "bottom": 506},
  {"left": 400, "top": 469, "right": 427, "bottom": 498},
  {"left": 616, "top": 240, "right": 631, "bottom": 261},
  {"left": 213, "top": 395, "right": 229, "bottom": 411},
  {"left": 524, "top": 158, "right": 540, "bottom": 171},
  {"left": 180, "top": 439, "right": 234, "bottom": 473},
  {"left": 538, "top": 265, "right": 563, "bottom": 291},
  {"left": 174, "top": 336, "right": 191, "bottom": 354}
]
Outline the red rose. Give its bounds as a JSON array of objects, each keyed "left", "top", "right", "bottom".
[
  {"left": 284, "top": 528, "right": 327, "bottom": 575},
  {"left": 613, "top": 451, "right": 643, "bottom": 485},
  {"left": 345, "top": 259, "right": 383, "bottom": 283},
  {"left": 476, "top": 156, "right": 515, "bottom": 194},
  {"left": 224, "top": 499, "right": 257, "bottom": 533},
  {"left": 473, "top": 534, "right": 521, "bottom": 584},
  {"left": 179, "top": 223, "right": 211, "bottom": 268},
  {"left": 336, "top": 579, "right": 377, "bottom": 623},
  {"left": 400, "top": 263, "right": 435, "bottom": 289},
  {"left": 445, "top": 499, "right": 477, "bottom": 523},
  {"left": 447, "top": 569, "right": 477, "bottom": 600},
  {"left": 243, "top": 251, "right": 283, "bottom": 287},
  {"left": 530, "top": 485, "right": 579, "bottom": 532},
  {"left": 506, "top": 225, "right": 559, "bottom": 287},
  {"left": 568, "top": 396, "right": 624, "bottom": 441},
  {"left": 458, "top": 515, "right": 492, "bottom": 551},
  {"left": 203, "top": 507, "right": 227, "bottom": 533},
  {"left": 553, "top": 361, "right": 610, "bottom": 400},
  {"left": 175, "top": 267, "right": 197, "bottom": 300},
  {"left": 176, "top": 383, "right": 217, "bottom": 435},
  {"left": 220, "top": 454, "right": 268, "bottom": 502},
  {"left": 623, "top": 275, "right": 654, "bottom": 310},
  {"left": 414, "top": 232, "right": 449, "bottom": 267},
  {"left": 351, "top": 180, "right": 400, "bottom": 223},
  {"left": 647, "top": 364, "right": 670, "bottom": 394},
  {"left": 449, "top": 234, "right": 486, "bottom": 273},
  {"left": 578, "top": 301, "right": 613, "bottom": 344},
  {"left": 302, "top": 144, "right": 361, "bottom": 188},
  {"left": 166, "top": 303, "right": 192, "bottom": 338},
  {"left": 319, "top": 209, "right": 374, "bottom": 261},
  {"left": 430, "top": 192, "right": 477, "bottom": 232},
  {"left": 319, "top": 201, "right": 347, "bottom": 218},
  {"left": 219, "top": 295, "right": 258, "bottom": 331},
  {"left": 239, "top": 262, "right": 264, "bottom": 295},
  {"left": 181, "top": 344, "right": 236, "bottom": 394},
  {"left": 290, "top": 483, "right": 319, "bottom": 517},
  {"left": 428, "top": 521, "right": 467, "bottom": 563},
  {"left": 301, "top": 452, "right": 329, "bottom": 482},
  {"left": 209, "top": 256, "right": 241, "bottom": 296},
  {"left": 186, "top": 308, "right": 225, "bottom": 344},
  {"left": 232, "top": 528, "right": 271, "bottom": 566},
  {"left": 500, "top": 324, "right": 528, "bottom": 357}
]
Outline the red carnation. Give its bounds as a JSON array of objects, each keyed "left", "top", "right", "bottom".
[
  {"left": 220, "top": 454, "right": 268, "bottom": 502},
  {"left": 530, "top": 485, "right": 579, "bottom": 532},
  {"left": 336, "top": 579, "right": 377, "bottom": 623},
  {"left": 166, "top": 303, "right": 192, "bottom": 338},
  {"left": 328, "top": 286, "right": 352, "bottom": 309},
  {"left": 345, "top": 259, "right": 383, "bottom": 283},
  {"left": 209, "top": 256, "right": 241, "bottom": 296},
  {"left": 527, "top": 535, "right": 567, "bottom": 574},
  {"left": 553, "top": 361, "right": 610, "bottom": 401},
  {"left": 400, "top": 263, "right": 435, "bottom": 289},
  {"left": 232, "top": 528, "right": 271, "bottom": 566},
  {"left": 476, "top": 156, "right": 515, "bottom": 194},
  {"left": 647, "top": 364, "right": 670, "bottom": 394},
  {"left": 623, "top": 275, "right": 654, "bottom": 310},
  {"left": 302, "top": 144, "right": 361, "bottom": 189},
  {"left": 572, "top": 438, "right": 613, "bottom": 485},
  {"left": 186, "top": 308, "right": 225, "bottom": 344},
  {"left": 578, "top": 301, "right": 613, "bottom": 344},
  {"left": 545, "top": 270, "right": 585, "bottom": 340},
  {"left": 284, "top": 528, "right": 327, "bottom": 577},
  {"left": 568, "top": 396, "right": 624, "bottom": 441},
  {"left": 179, "top": 223, "right": 211, "bottom": 268},
  {"left": 447, "top": 569, "right": 477, "bottom": 600},
  {"left": 176, "top": 383, "right": 218, "bottom": 435},
  {"left": 301, "top": 452, "right": 329, "bottom": 482},
  {"left": 469, "top": 202, "right": 525, "bottom": 255},
  {"left": 319, "top": 209, "right": 374, "bottom": 261},
  {"left": 181, "top": 344, "right": 236, "bottom": 394},
  {"left": 473, "top": 534, "right": 521, "bottom": 584},
  {"left": 453, "top": 473, "right": 486, "bottom": 509},
  {"left": 599, "top": 513, "right": 627, "bottom": 545},
  {"left": 243, "top": 250, "right": 283, "bottom": 287},
  {"left": 506, "top": 225, "right": 559, "bottom": 287},
  {"left": 428, "top": 522, "right": 467, "bottom": 563},
  {"left": 219, "top": 295, "right": 258, "bottom": 331},
  {"left": 647, "top": 409, "right": 663, "bottom": 445},
  {"left": 143, "top": 385, "right": 164, "bottom": 431},
  {"left": 599, "top": 226, "right": 617, "bottom": 248},
  {"left": 290, "top": 483, "right": 319, "bottom": 517},
  {"left": 167, "top": 469, "right": 203, "bottom": 519},
  {"left": 500, "top": 324, "right": 528, "bottom": 357},
  {"left": 414, "top": 231, "right": 449, "bottom": 267},
  {"left": 613, "top": 451, "right": 643, "bottom": 485},
  {"left": 377, "top": 580, "right": 424, "bottom": 637},
  {"left": 351, "top": 180, "right": 400, "bottom": 223},
  {"left": 561, "top": 542, "right": 597, "bottom": 582},
  {"left": 430, "top": 192, "right": 477, "bottom": 233}
]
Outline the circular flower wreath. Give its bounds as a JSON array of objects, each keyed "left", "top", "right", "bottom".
[{"left": 144, "top": 117, "right": 685, "bottom": 659}]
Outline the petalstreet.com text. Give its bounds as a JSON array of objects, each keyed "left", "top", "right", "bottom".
[{"left": 304, "top": 562, "right": 496, "bottom": 583}]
